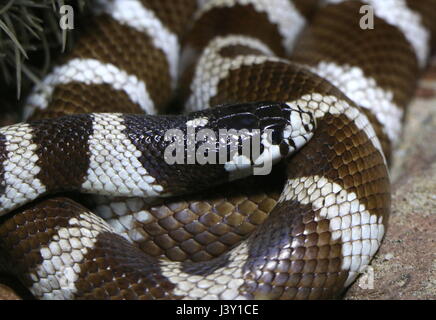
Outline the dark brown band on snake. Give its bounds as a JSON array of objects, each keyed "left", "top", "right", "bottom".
[
  {"left": 30, "top": 82, "right": 145, "bottom": 120},
  {"left": 292, "top": 0, "right": 322, "bottom": 20},
  {"left": 131, "top": 174, "right": 282, "bottom": 262},
  {"left": 138, "top": 0, "right": 198, "bottom": 37},
  {"left": 32, "top": 114, "right": 94, "bottom": 192},
  {"left": 291, "top": 1, "right": 418, "bottom": 109},
  {"left": 66, "top": 14, "right": 172, "bottom": 111},
  {"left": 187, "top": 5, "right": 287, "bottom": 57}
]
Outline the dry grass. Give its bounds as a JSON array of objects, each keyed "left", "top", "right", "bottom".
[{"left": 0, "top": 0, "right": 87, "bottom": 99}]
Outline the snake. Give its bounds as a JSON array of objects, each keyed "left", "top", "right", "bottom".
[{"left": 0, "top": 0, "right": 435, "bottom": 300}]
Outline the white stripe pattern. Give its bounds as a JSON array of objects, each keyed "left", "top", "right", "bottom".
[
  {"left": 197, "top": 0, "right": 306, "bottom": 54},
  {"left": 280, "top": 175, "right": 385, "bottom": 287},
  {"left": 0, "top": 124, "right": 46, "bottom": 214},
  {"left": 186, "top": 35, "right": 284, "bottom": 111},
  {"left": 197, "top": 0, "right": 213, "bottom": 8},
  {"left": 282, "top": 92, "right": 387, "bottom": 286},
  {"left": 309, "top": 61, "right": 403, "bottom": 145},
  {"left": 82, "top": 113, "right": 165, "bottom": 198},
  {"left": 30, "top": 212, "right": 114, "bottom": 299},
  {"left": 161, "top": 243, "right": 250, "bottom": 299},
  {"left": 285, "top": 93, "right": 387, "bottom": 164},
  {"left": 325, "top": 0, "right": 430, "bottom": 67},
  {"left": 24, "top": 58, "right": 156, "bottom": 119},
  {"left": 161, "top": 91, "right": 388, "bottom": 297},
  {"left": 94, "top": 196, "right": 153, "bottom": 243},
  {"left": 94, "top": 0, "right": 180, "bottom": 85}
]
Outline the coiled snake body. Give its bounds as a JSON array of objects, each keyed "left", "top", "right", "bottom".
[{"left": 0, "top": 0, "right": 435, "bottom": 299}]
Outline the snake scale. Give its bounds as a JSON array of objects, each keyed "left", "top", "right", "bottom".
[{"left": 0, "top": 0, "right": 435, "bottom": 300}]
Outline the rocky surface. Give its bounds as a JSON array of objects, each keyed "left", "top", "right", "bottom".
[
  {"left": 345, "top": 58, "right": 436, "bottom": 300},
  {"left": 1, "top": 60, "right": 435, "bottom": 301}
]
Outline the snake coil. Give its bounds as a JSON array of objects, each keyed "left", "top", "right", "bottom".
[{"left": 0, "top": 0, "right": 435, "bottom": 299}]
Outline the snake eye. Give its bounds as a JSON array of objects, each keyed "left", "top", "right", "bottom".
[{"left": 266, "top": 124, "right": 284, "bottom": 145}]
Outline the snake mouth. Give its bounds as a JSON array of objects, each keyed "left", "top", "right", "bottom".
[
  {"left": 280, "top": 103, "right": 316, "bottom": 154},
  {"left": 227, "top": 102, "right": 317, "bottom": 178}
]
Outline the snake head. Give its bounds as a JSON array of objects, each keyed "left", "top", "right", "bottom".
[
  {"left": 249, "top": 101, "right": 316, "bottom": 161},
  {"left": 199, "top": 101, "right": 316, "bottom": 177},
  {"left": 169, "top": 101, "right": 317, "bottom": 181}
]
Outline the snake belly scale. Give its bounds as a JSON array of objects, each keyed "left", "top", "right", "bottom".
[{"left": 0, "top": 0, "right": 435, "bottom": 299}]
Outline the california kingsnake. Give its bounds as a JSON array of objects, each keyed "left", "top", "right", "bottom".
[{"left": 0, "top": 0, "right": 435, "bottom": 300}]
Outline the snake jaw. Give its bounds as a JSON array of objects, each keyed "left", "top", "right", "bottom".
[{"left": 281, "top": 104, "right": 316, "bottom": 155}]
